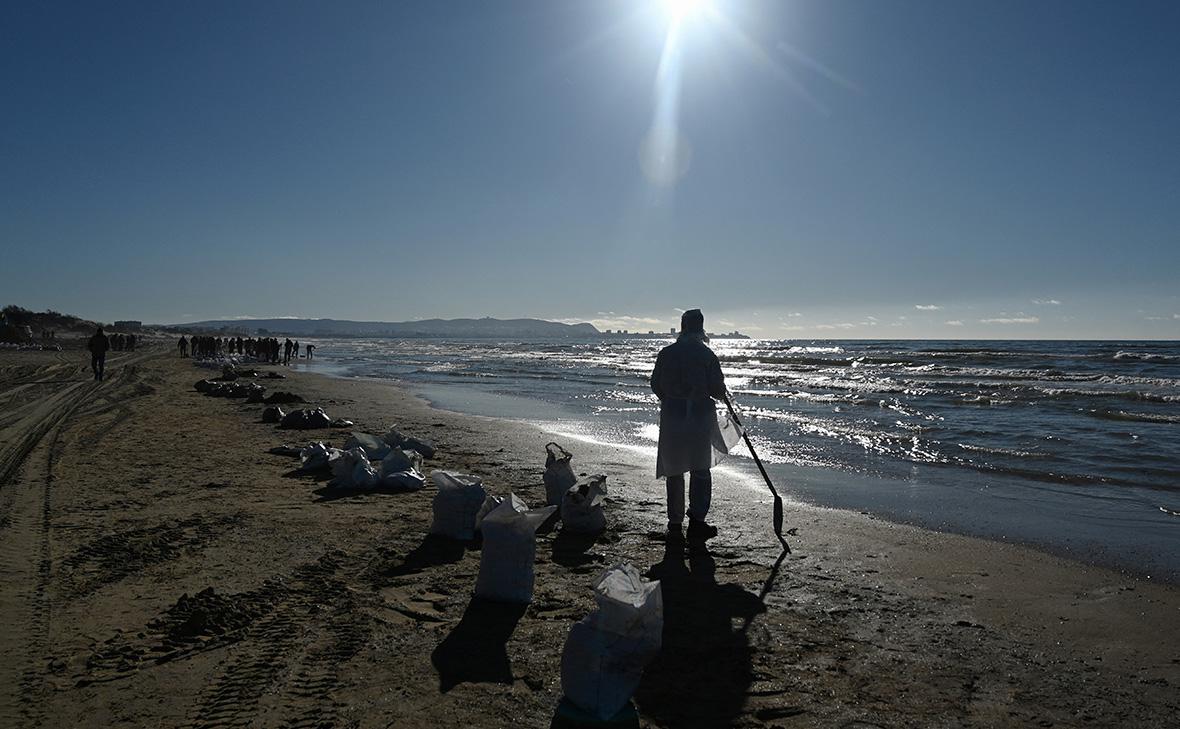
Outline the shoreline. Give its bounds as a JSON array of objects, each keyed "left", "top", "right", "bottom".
[
  {"left": 309, "top": 361, "right": 1180, "bottom": 585},
  {"left": 1, "top": 349, "right": 1176, "bottom": 727}
]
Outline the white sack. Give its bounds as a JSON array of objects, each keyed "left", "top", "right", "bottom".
[
  {"left": 474, "top": 494, "right": 557, "bottom": 603},
  {"left": 305, "top": 408, "right": 332, "bottom": 428},
  {"left": 559, "top": 563, "right": 663, "bottom": 720},
  {"left": 299, "top": 442, "right": 342, "bottom": 471},
  {"left": 343, "top": 431, "right": 391, "bottom": 460},
  {"left": 544, "top": 442, "right": 577, "bottom": 506},
  {"left": 351, "top": 458, "right": 381, "bottom": 489},
  {"left": 332, "top": 447, "right": 370, "bottom": 484},
  {"left": 428, "top": 471, "right": 487, "bottom": 540},
  {"left": 380, "top": 448, "right": 422, "bottom": 475},
  {"left": 474, "top": 493, "right": 525, "bottom": 532},
  {"left": 383, "top": 427, "right": 436, "bottom": 459},
  {"left": 560, "top": 475, "right": 608, "bottom": 534},
  {"left": 381, "top": 468, "right": 425, "bottom": 491}
]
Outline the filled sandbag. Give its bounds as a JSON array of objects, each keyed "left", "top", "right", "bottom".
[
  {"left": 261, "top": 405, "right": 285, "bottom": 423},
  {"left": 383, "top": 428, "right": 437, "bottom": 459},
  {"left": 280, "top": 408, "right": 332, "bottom": 429},
  {"left": 351, "top": 458, "right": 381, "bottom": 489},
  {"left": 544, "top": 442, "right": 577, "bottom": 507},
  {"left": 264, "top": 391, "right": 304, "bottom": 404},
  {"left": 428, "top": 471, "right": 487, "bottom": 540},
  {"left": 194, "top": 379, "right": 218, "bottom": 393},
  {"left": 560, "top": 475, "right": 608, "bottom": 534},
  {"left": 381, "top": 469, "right": 425, "bottom": 491},
  {"left": 299, "top": 442, "right": 342, "bottom": 471},
  {"left": 343, "top": 431, "right": 391, "bottom": 460},
  {"left": 474, "top": 493, "right": 521, "bottom": 533},
  {"left": 560, "top": 563, "right": 663, "bottom": 720},
  {"left": 305, "top": 408, "right": 332, "bottom": 428},
  {"left": 332, "top": 447, "right": 371, "bottom": 484},
  {"left": 380, "top": 448, "right": 423, "bottom": 474},
  {"left": 474, "top": 494, "right": 557, "bottom": 603},
  {"left": 245, "top": 384, "right": 267, "bottom": 403}
]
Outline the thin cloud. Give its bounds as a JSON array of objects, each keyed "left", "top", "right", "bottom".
[
  {"left": 914, "top": 304, "right": 942, "bottom": 311},
  {"left": 582, "top": 314, "right": 668, "bottom": 331},
  {"left": 945, "top": 320, "right": 964, "bottom": 326},
  {"left": 786, "top": 312, "right": 803, "bottom": 318},
  {"left": 980, "top": 316, "right": 1039, "bottom": 324},
  {"left": 1032, "top": 298, "right": 1062, "bottom": 305}
]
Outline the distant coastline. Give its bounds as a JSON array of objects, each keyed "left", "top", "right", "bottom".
[{"left": 165, "top": 315, "right": 753, "bottom": 340}]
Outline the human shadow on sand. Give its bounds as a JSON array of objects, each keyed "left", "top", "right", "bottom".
[
  {"left": 634, "top": 536, "right": 767, "bottom": 728},
  {"left": 378, "top": 534, "right": 468, "bottom": 578},
  {"left": 432, "top": 597, "right": 527, "bottom": 692},
  {"left": 311, "top": 483, "right": 422, "bottom": 502},
  {"left": 550, "top": 529, "right": 605, "bottom": 569}
]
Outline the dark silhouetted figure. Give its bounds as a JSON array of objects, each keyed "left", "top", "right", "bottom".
[
  {"left": 306, "top": 343, "right": 315, "bottom": 359},
  {"left": 651, "top": 308, "right": 727, "bottom": 543},
  {"left": 179, "top": 336, "right": 188, "bottom": 357},
  {"left": 88, "top": 327, "right": 110, "bottom": 381}
]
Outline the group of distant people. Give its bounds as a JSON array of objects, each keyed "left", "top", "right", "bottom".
[
  {"left": 178, "top": 335, "right": 315, "bottom": 364},
  {"left": 109, "top": 332, "right": 137, "bottom": 351},
  {"left": 84, "top": 327, "right": 139, "bottom": 381},
  {"left": 41, "top": 330, "right": 57, "bottom": 340}
]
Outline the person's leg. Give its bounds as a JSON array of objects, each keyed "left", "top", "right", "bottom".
[
  {"left": 687, "top": 468, "right": 713, "bottom": 522},
  {"left": 686, "top": 468, "right": 717, "bottom": 541},
  {"left": 666, "top": 473, "right": 686, "bottom": 526},
  {"left": 96, "top": 355, "right": 104, "bottom": 381},
  {"left": 91, "top": 354, "right": 99, "bottom": 380}
]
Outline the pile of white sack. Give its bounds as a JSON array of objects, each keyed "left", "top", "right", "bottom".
[
  {"left": 543, "top": 443, "right": 608, "bottom": 534},
  {"left": 279, "top": 408, "right": 333, "bottom": 429},
  {"left": 298, "top": 442, "right": 341, "bottom": 471},
  {"left": 327, "top": 430, "right": 427, "bottom": 490},
  {"left": 560, "top": 563, "right": 664, "bottom": 720}
]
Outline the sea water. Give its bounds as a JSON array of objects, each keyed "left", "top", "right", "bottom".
[{"left": 304, "top": 338, "right": 1180, "bottom": 579}]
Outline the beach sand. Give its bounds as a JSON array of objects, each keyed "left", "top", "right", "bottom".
[{"left": 0, "top": 345, "right": 1176, "bottom": 728}]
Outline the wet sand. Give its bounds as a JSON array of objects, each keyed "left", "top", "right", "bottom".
[{"left": 0, "top": 346, "right": 1176, "bottom": 727}]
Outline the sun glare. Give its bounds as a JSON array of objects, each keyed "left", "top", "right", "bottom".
[{"left": 662, "top": 0, "right": 707, "bottom": 23}]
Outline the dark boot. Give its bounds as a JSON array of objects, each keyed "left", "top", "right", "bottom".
[{"left": 686, "top": 519, "right": 717, "bottom": 541}]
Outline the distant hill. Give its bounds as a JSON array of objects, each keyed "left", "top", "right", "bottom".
[
  {"left": 169, "top": 317, "right": 601, "bottom": 339},
  {"left": 1, "top": 305, "right": 101, "bottom": 342}
]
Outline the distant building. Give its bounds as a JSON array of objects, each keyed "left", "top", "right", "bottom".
[
  {"left": 648, "top": 330, "right": 654, "bottom": 335},
  {"left": 670, "top": 327, "right": 676, "bottom": 334},
  {"left": 605, "top": 329, "right": 612, "bottom": 334}
]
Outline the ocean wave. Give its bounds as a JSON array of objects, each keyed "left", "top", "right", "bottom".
[
  {"left": 1033, "top": 386, "right": 1180, "bottom": 403},
  {"left": 1089, "top": 409, "right": 1180, "bottom": 425},
  {"left": 1114, "top": 351, "right": 1180, "bottom": 364},
  {"left": 957, "top": 443, "right": 1045, "bottom": 458}
]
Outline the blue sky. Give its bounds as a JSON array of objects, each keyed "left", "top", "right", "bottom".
[{"left": 2, "top": 0, "right": 1177, "bottom": 338}]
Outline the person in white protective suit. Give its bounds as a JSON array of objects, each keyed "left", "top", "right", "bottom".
[{"left": 650, "top": 309, "right": 729, "bottom": 542}]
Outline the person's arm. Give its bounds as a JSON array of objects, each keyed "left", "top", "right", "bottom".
[
  {"left": 650, "top": 353, "right": 665, "bottom": 401},
  {"left": 707, "top": 353, "right": 727, "bottom": 400}
]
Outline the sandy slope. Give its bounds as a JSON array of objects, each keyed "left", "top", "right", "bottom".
[{"left": 0, "top": 348, "right": 1175, "bottom": 728}]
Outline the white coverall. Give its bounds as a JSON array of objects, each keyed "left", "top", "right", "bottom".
[{"left": 650, "top": 332, "right": 732, "bottom": 523}]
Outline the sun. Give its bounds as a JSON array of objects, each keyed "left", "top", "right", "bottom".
[{"left": 662, "top": 0, "right": 708, "bottom": 23}]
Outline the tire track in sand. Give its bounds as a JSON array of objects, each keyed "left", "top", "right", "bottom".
[
  {"left": 0, "top": 382, "right": 94, "bottom": 727},
  {"left": 0, "top": 351, "right": 156, "bottom": 727}
]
